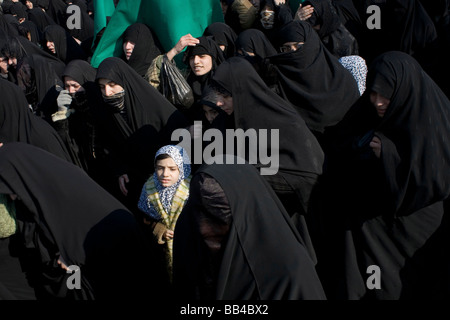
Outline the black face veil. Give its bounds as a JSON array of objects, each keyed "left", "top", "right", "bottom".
[{"left": 268, "top": 20, "right": 360, "bottom": 134}]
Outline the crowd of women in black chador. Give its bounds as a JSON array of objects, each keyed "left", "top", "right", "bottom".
[{"left": 1, "top": 0, "right": 450, "bottom": 301}]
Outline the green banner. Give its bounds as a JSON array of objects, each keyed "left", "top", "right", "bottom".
[
  {"left": 93, "top": 0, "right": 116, "bottom": 40},
  {"left": 91, "top": 0, "right": 224, "bottom": 68}
]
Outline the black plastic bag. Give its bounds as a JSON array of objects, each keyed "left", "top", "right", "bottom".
[{"left": 160, "top": 55, "right": 194, "bottom": 110}]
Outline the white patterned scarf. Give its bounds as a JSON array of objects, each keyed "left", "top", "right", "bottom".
[
  {"left": 138, "top": 145, "right": 191, "bottom": 220},
  {"left": 339, "top": 55, "right": 368, "bottom": 96}
]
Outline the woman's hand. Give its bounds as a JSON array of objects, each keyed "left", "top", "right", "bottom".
[
  {"left": 369, "top": 136, "right": 382, "bottom": 158},
  {"left": 166, "top": 34, "right": 200, "bottom": 61},
  {"left": 57, "top": 258, "right": 68, "bottom": 271},
  {"left": 295, "top": 4, "right": 314, "bottom": 21},
  {"left": 118, "top": 174, "right": 129, "bottom": 196},
  {"left": 164, "top": 229, "right": 174, "bottom": 240}
]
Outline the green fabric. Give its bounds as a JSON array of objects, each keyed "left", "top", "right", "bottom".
[
  {"left": 0, "top": 194, "right": 16, "bottom": 238},
  {"left": 289, "top": 0, "right": 306, "bottom": 14},
  {"left": 93, "top": 0, "right": 116, "bottom": 42},
  {"left": 90, "top": 0, "right": 224, "bottom": 69}
]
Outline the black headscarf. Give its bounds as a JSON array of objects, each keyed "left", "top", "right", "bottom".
[
  {"left": 332, "top": 0, "right": 364, "bottom": 40},
  {"left": 16, "top": 53, "right": 65, "bottom": 117},
  {"left": 256, "top": 0, "right": 293, "bottom": 43},
  {"left": 46, "top": 0, "right": 67, "bottom": 27},
  {"left": 383, "top": 0, "right": 438, "bottom": 56},
  {"left": 0, "top": 12, "right": 19, "bottom": 36},
  {"left": 70, "top": 0, "right": 88, "bottom": 12},
  {"left": 203, "top": 22, "right": 237, "bottom": 59},
  {"left": 121, "top": 23, "right": 164, "bottom": 77},
  {"left": 207, "top": 57, "right": 324, "bottom": 261},
  {"left": 305, "top": 0, "right": 341, "bottom": 37},
  {"left": 0, "top": 142, "right": 163, "bottom": 300},
  {"left": 0, "top": 33, "right": 16, "bottom": 82},
  {"left": 37, "top": 0, "right": 49, "bottom": 11},
  {"left": 95, "top": 57, "right": 189, "bottom": 202},
  {"left": 66, "top": 0, "right": 94, "bottom": 43},
  {"left": 318, "top": 53, "right": 450, "bottom": 299},
  {"left": 18, "top": 20, "right": 42, "bottom": 45},
  {"left": 268, "top": 20, "right": 360, "bottom": 134},
  {"left": 418, "top": 0, "right": 450, "bottom": 28},
  {"left": 62, "top": 58, "right": 96, "bottom": 87},
  {"left": 385, "top": 0, "right": 442, "bottom": 93},
  {"left": 43, "top": 24, "right": 87, "bottom": 63},
  {"left": 4, "top": 33, "right": 66, "bottom": 89},
  {"left": 173, "top": 159, "right": 327, "bottom": 300},
  {"left": 208, "top": 56, "right": 324, "bottom": 176},
  {"left": 9, "top": 2, "right": 28, "bottom": 21},
  {"left": 27, "top": 7, "right": 56, "bottom": 34},
  {"left": 234, "top": 28, "right": 280, "bottom": 92},
  {"left": 96, "top": 57, "right": 188, "bottom": 137},
  {"left": 235, "top": 28, "right": 277, "bottom": 59},
  {"left": 0, "top": 80, "right": 72, "bottom": 163},
  {"left": 20, "top": 0, "right": 37, "bottom": 6},
  {"left": 56, "top": 59, "right": 103, "bottom": 173},
  {"left": 303, "top": 0, "right": 359, "bottom": 57},
  {"left": 351, "top": 1, "right": 439, "bottom": 70},
  {"left": 183, "top": 36, "right": 225, "bottom": 101},
  {"left": 1, "top": 0, "right": 13, "bottom": 13},
  {"left": 367, "top": 51, "right": 450, "bottom": 216},
  {"left": 182, "top": 36, "right": 225, "bottom": 122},
  {"left": 8, "top": 32, "right": 51, "bottom": 60}
]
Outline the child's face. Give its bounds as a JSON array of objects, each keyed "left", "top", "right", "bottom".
[
  {"left": 155, "top": 157, "right": 180, "bottom": 187},
  {"left": 202, "top": 104, "right": 219, "bottom": 123}
]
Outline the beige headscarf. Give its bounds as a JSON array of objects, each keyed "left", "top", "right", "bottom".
[{"left": 0, "top": 194, "right": 16, "bottom": 238}]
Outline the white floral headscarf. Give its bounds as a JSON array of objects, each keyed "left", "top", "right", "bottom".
[
  {"left": 153, "top": 145, "right": 191, "bottom": 214},
  {"left": 339, "top": 55, "right": 368, "bottom": 96},
  {"left": 138, "top": 145, "right": 191, "bottom": 219}
]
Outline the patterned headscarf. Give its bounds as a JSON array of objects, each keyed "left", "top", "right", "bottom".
[
  {"left": 339, "top": 55, "right": 368, "bottom": 96},
  {"left": 154, "top": 145, "right": 191, "bottom": 214},
  {"left": 138, "top": 145, "right": 191, "bottom": 220},
  {"left": 0, "top": 194, "right": 16, "bottom": 238}
]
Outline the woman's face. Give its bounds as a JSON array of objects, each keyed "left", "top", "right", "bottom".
[
  {"left": 220, "top": 0, "right": 228, "bottom": 16},
  {"left": 189, "top": 54, "right": 213, "bottom": 76},
  {"left": 98, "top": 78, "right": 124, "bottom": 97},
  {"left": 237, "top": 49, "right": 255, "bottom": 57},
  {"left": 155, "top": 157, "right": 180, "bottom": 187},
  {"left": 0, "top": 56, "right": 8, "bottom": 75},
  {"left": 279, "top": 41, "right": 304, "bottom": 53},
  {"left": 46, "top": 41, "right": 56, "bottom": 54},
  {"left": 123, "top": 41, "right": 135, "bottom": 60},
  {"left": 203, "top": 104, "right": 219, "bottom": 123},
  {"left": 370, "top": 91, "right": 391, "bottom": 118},
  {"left": 215, "top": 93, "right": 233, "bottom": 115},
  {"left": 6, "top": 55, "right": 17, "bottom": 69},
  {"left": 64, "top": 76, "right": 85, "bottom": 95}
]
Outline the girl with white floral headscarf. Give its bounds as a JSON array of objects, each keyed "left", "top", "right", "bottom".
[{"left": 137, "top": 145, "right": 191, "bottom": 281}]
